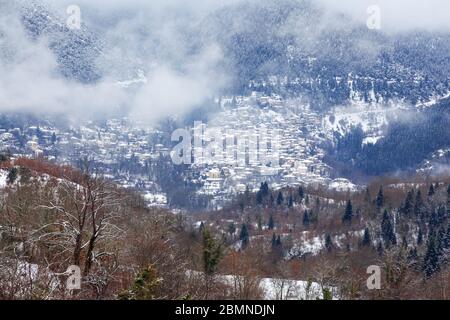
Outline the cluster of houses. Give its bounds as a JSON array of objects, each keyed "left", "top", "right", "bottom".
[
  {"left": 193, "top": 93, "right": 353, "bottom": 207},
  {"left": 0, "top": 91, "right": 360, "bottom": 209},
  {"left": 0, "top": 119, "right": 170, "bottom": 207}
]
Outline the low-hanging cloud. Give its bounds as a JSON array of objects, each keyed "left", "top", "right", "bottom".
[
  {"left": 0, "top": 8, "right": 125, "bottom": 118},
  {"left": 1, "top": 0, "right": 449, "bottom": 125},
  {"left": 132, "top": 44, "right": 228, "bottom": 123},
  {"left": 0, "top": 0, "right": 231, "bottom": 124}
]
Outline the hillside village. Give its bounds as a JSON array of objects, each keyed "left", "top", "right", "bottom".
[{"left": 0, "top": 91, "right": 364, "bottom": 210}]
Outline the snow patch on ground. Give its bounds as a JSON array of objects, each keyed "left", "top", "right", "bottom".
[
  {"left": 288, "top": 232, "right": 324, "bottom": 258},
  {"left": 222, "top": 274, "right": 336, "bottom": 300},
  {"left": 323, "top": 103, "right": 392, "bottom": 137},
  {"left": 416, "top": 91, "right": 450, "bottom": 109},
  {"left": 188, "top": 270, "right": 337, "bottom": 300},
  {"left": 288, "top": 229, "right": 366, "bottom": 258},
  {"left": 258, "top": 277, "right": 335, "bottom": 300},
  {"left": 0, "top": 170, "right": 7, "bottom": 188},
  {"left": 143, "top": 192, "right": 168, "bottom": 207},
  {"left": 328, "top": 178, "right": 360, "bottom": 192},
  {"left": 362, "top": 136, "right": 383, "bottom": 146}
]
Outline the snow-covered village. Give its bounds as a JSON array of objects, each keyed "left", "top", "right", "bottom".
[
  {"left": 1, "top": 89, "right": 368, "bottom": 210},
  {"left": 1, "top": 0, "right": 450, "bottom": 305}
]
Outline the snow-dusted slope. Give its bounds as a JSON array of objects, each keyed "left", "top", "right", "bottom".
[{"left": 18, "top": 1, "right": 103, "bottom": 83}]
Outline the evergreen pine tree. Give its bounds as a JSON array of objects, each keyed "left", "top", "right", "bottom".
[
  {"left": 271, "top": 233, "right": 277, "bottom": 247},
  {"left": 376, "top": 186, "right": 384, "bottom": 210},
  {"left": 447, "top": 185, "right": 450, "bottom": 217},
  {"left": 271, "top": 234, "right": 283, "bottom": 257},
  {"left": 325, "top": 234, "right": 333, "bottom": 252},
  {"left": 362, "top": 227, "right": 371, "bottom": 247},
  {"left": 436, "top": 227, "right": 446, "bottom": 265},
  {"left": 402, "top": 236, "right": 408, "bottom": 249},
  {"left": 239, "top": 224, "right": 250, "bottom": 248},
  {"left": 429, "top": 209, "right": 438, "bottom": 230},
  {"left": 423, "top": 231, "right": 439, "bottom": 278},
  {"left": 202, "top": 228, "right": 223, "bottom": 275},
  {"left": 309, "top": 210, "right": 316, "bottom": 224},
  {"left": 276, "top": 235, "right": 282, "bottom": 247},
  {"left": 414, "top": 190, "right": 424, "bottom": 218},
  {"left": 428, "top": 184, "right": 435, "bottom": 198},
  {"left": 444, "top": 223, "right": 450, "bottom": 249},
  {"left": 256, "top": 191, "right": 263, "bottom": 205},
  {"left": 268, "top": 215, "right": 275, "bottom": 230},
  {"left": 244, "top": 185, "right": 250, "bottom": 202},
  {"left": 408, "top": 247, "right": 419, "bottom": 271},
  {"left": 262, "top": 182, "right": 269, "bottom": 197},
  {"left": 377, "top": 242, "right": 384, "bottom": 256},
  {"left": 302, "top": 210, "right": 310, "bottom": 228},
  {"left": 402, "top": 190, "right": 414, "bottom": 216},
  {"left": 437, "top": 205, "right": 447, "bottom": 225},
  {"left": 417, "top": 228, "right": 423, "bottom": 246},
  {"left": 7, "top": 167, "right": 18, "bottom": 185},
  {"left": 119, "top": 266, "right": 161, "bottom": 300},
  {"left": 429, "top": 206, "right": 446, "bottom": 229},
  {"left": 0, "top": 153, "right": 8, "bottom": 163},
  {"left": 51, "top": 132, "right": 57, "bottom": 144},
  {"left": 298, "top": 186, "right": 305, "bottom": 201},
  {"left": 322, "top": 288, "right": 333, "bottom": 300},
  {"left": 276, "top": 192, "right": 284, "bottom": 206},
  {"left": 381, "top": 209, "right": 397, "bottom": 247},
  {"left": 342, "top": 200, "right": 353, "bottom": 224},
  {"left": 257, "top": 182, "right": 270, "bottom": 205}
]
